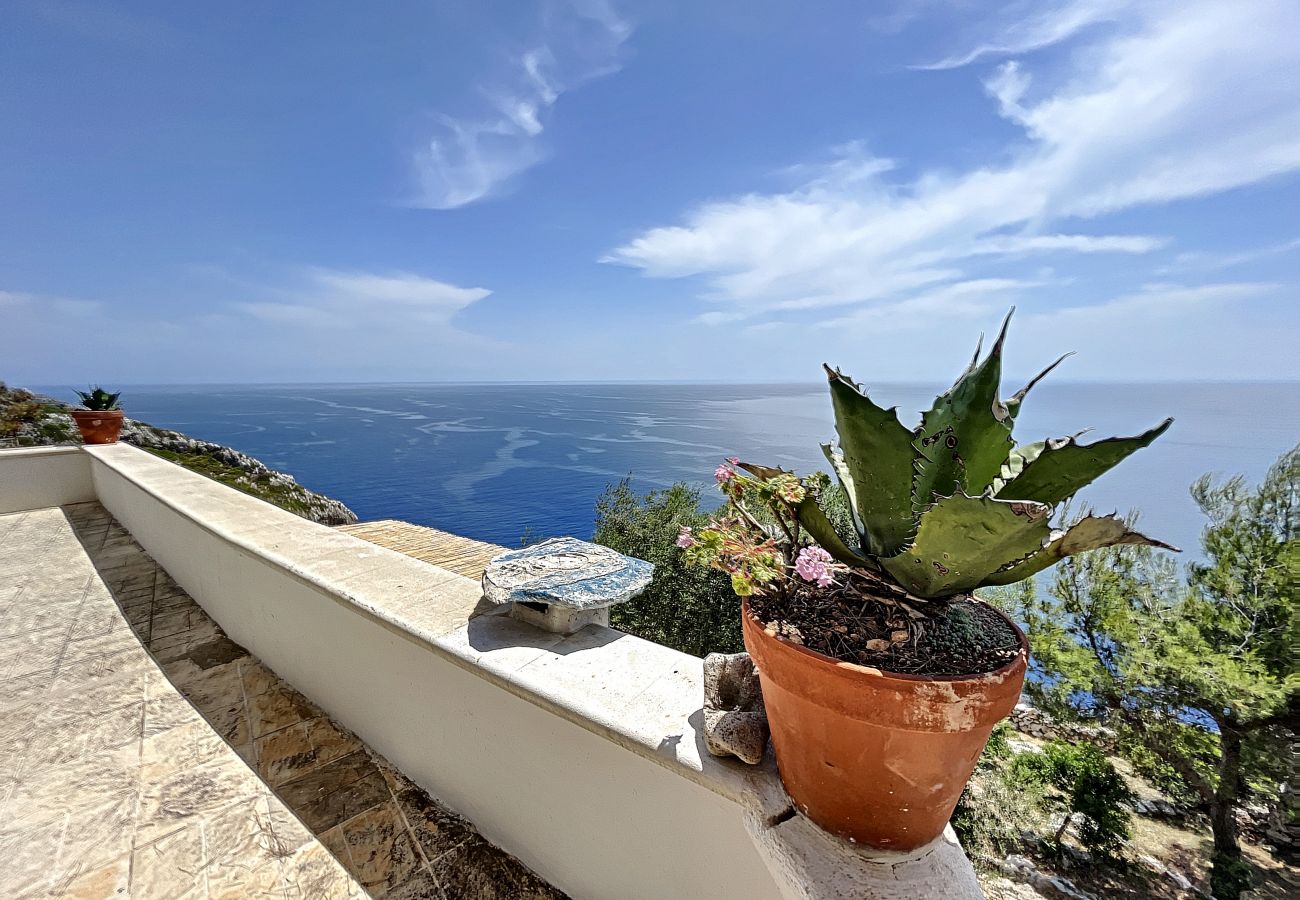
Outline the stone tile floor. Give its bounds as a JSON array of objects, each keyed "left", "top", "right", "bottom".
[{"left": 0, "top": 502, "right": 566, "bottom": 900}]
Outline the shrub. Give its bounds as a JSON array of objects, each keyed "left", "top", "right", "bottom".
[
  {"left": 1210, "top": 852, "right": 1253, "bottom": 899},
  {"left": 593, "top": 479, "right": 743, "bottom": 657},
  {"left": 953, "top": 723, "right": 1052, "bottom": 859},
  {"left": 1008, "top": 741, "right": 1134, "bottom": 857}
]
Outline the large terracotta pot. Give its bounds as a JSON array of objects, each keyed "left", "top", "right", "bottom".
[
  {"left": 741, "top": 597, "right": 1027, "bottom": 851},
  {"left": 70, "top": 409, "right": 124, "bottom": 444}
]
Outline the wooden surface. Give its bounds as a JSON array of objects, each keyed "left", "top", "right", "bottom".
[{"left": 337, "top": 518, "right": 506, "bottom": 580}]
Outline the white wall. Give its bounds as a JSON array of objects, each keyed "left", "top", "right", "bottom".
[
  {"left": 84, "top": 443, "right": 784, "bottom": 900},
  {"left": 0, "top": 446, "right": 94, "bottom": 514}
]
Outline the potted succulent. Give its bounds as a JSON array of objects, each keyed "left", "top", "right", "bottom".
[
  {"left": 679, "top": 311, "right": 1174, "bottom": 851},
  {"left": 70, "top": 386, "right": 125, "bottom": 444}
]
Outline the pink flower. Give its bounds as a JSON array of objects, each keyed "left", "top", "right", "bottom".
[
  {"left": 675, "top": 528, "right": 697, "bottom": 549},
  {"left": 727, "top": 456, "right": 741, "bottom": 465},
  {"left": 714, "top": 463, "right": 735, "bottom": 483},
  {"left": 794, "top": 546, "right": 835, "bottom": 588}
]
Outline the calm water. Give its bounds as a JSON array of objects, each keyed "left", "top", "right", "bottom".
[{"left": 44, "top": 382, "right": 1299, "bottom": 558}]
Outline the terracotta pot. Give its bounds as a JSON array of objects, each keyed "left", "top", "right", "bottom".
[
  {"left": 70, "top": 409, "right": 124, "bottom": 444},
  {"left": 741, "top": 596, "right": 1026, "bottom": 851}
]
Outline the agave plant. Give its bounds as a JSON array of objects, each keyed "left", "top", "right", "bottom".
[
  {"left": 75, "top": 386, "right": 122, "bottom": 411},
  {"left": 790, "top": 310, "right": 1176, "bottom": 601}
]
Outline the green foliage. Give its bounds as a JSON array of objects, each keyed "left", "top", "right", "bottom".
[
  {"left": 1210, "top": 852, "right": 1254, "bottom": 899},
  {"left": 790, "top": 311, "right": 1174, "bottom": 600},
  {"left": 0, "top": 383, "right": 76, "bottom": 445},
  {"left": 144, "top": 448, "right": 317, "bottom": 518},
  {"left": 593, "top": 479, "right": 742, "bottom": 657},
  {"left": 952, "top": 723, "right": 1052, "bottom": 859},
  {"left": 1003, "top": 742, "right": 1133, "bottom": 856},
  {"left": 1000, "top": 445, "right": 1298, "bottom": 898},
  {"left": 75, "top": 386, "right": 122, "bottom": 411}
]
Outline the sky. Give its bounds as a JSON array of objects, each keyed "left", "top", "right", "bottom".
[{"left": 2, "top": 0, "right": 1299, "bottom": 385}]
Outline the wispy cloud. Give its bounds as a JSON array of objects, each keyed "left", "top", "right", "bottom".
[
  {"left": 412, "top": 0, "right": 631, "bottom": 210},
  {"left": 1159, "top": 237, "right": 1300, "bottom": 274},
  {"left": 237, "top": 268, "right": 491, "bottom": 331},
  {"left": 605, "top": 0, "right": 1300, "bottom": 328},
  {"left": 914, "top": 0, "right": 1130, "bottom": 70}
]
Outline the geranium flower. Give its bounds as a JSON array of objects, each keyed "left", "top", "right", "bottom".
[{"left": 794, "top": 545, "right": 835, "bottom": 587}]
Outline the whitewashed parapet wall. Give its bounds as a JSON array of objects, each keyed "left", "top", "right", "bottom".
[
  {"left": 0, "top": 445, "right": 95, "bottom": 514},
  {"left": 1, "top": 443, "right": 984, "bottom": 899}
]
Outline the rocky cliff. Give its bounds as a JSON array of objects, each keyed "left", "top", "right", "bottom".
[{"left": 0, "top": 383, "right": 358, "bottom": 526}]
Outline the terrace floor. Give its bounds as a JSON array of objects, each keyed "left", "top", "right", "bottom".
[{"left": 0, "top": 503, "right": 565, "bottom": 900}]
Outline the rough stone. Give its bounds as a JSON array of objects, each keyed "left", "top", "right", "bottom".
[
  {"left": 483, "top": 536, "right": 653, "bottom": 610},
  {"left": 702, "top": 652, "right": 769, "bottom": 765}
]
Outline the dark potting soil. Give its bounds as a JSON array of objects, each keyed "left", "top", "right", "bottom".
[{"left": 748, "top": 580, "right": 1022, "bottom": 677}]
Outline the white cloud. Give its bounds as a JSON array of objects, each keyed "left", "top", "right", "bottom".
[
  {"left": 915, "top": 0, "right": 1130, "bottom": 70},
  {"left": 413, "top": 0, "right": 631, "bottom": 209},
  {"left": 237, "top": 268, "right": 491, "bottom": 329},
  {"left": 605, "top": 0, "right": 1300, "bottom": 327},
  {"left": 1160, "top": 237, "right": 1300, "bottom": 273}
]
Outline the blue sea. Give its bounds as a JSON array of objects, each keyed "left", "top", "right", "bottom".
[{"left": 44, "top": 382, "right": 1299, "bottom": 559}]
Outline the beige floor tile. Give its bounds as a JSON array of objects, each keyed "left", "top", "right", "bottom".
[
  {"left": 136, "top": 756, "right": 265, "bottom": 845},
  {"left": 131, "top": 822, "right": 207, "bottom": 899},
  {"left": 280, "top": 840, "right": 369, "bottom": 900},
  {"left": 141, "top": 716, "right": 234, "bottom": 781},
  {"left": 42, "top": 852, "right": 132, "bottom": 899},
  {"left": 0, "top": 808, "right": 68, "bottom": 896},
  {"left": 143, "top": 690, "right": 209, "bottom": 740}
]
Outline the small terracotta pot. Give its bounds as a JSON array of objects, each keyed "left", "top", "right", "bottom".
[
  {"left": 741, "top": 596, "right": 1026, "bottom": 851},
  {"left": 70, "top": 409, "right": 124, "bottom": 444}
]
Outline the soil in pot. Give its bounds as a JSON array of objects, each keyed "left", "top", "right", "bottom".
[{"left": 748, "top": 576, "right": 1020, "bottom": 677}]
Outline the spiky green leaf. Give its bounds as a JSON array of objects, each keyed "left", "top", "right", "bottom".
[
  {"left": 912, "top": 310, "right": 1015, "bottom": 507},
  {"left": 820, "top": 443, "right": 861, "bottom": 532},
  {"left": 880, "top": 492, "right": 1053, "bottom": 598},
  {"left": 995, "top": 418, "right": 1173, "bottom": 505},
  {"left": 981, "top": 515, "right": 1179, "bottom": 586},
  {"left": 824, "top": 365, "right": 916, "bottom": 557},
  {"left": 795, "top": 496, "right": 870, "bottom": 568},
  {"left": 1005, "top": 352, "right": 1073, "bottom": 421}
]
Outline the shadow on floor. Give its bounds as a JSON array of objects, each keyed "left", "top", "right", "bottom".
[{"left": 66, "top": 502, "right": 565, "bottom": 900}]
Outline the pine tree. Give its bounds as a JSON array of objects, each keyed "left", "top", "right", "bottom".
[{"left": 1003, "top": 445, "right": 1297, "bottom": 899}]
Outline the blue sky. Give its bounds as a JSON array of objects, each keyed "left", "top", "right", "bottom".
[{"left": 3, "top": 0, "right": 1298, "bottom": 384}]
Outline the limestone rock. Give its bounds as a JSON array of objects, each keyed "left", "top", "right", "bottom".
[
  {"left": 482, "top": 537, "right": 653, "bottom": 609},
  {"left": 702, "top": 652, "right": 769, "bottom": 765}
]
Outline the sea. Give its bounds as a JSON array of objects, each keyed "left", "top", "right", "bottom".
[{"left": 42, "top": 382, "right": 1299, "bottom": 561}]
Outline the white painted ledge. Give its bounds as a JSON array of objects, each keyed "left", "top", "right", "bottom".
[
  {"left": 11, "top": 443, "right": 981, "bottom": 899},
  {"left": 0, "top": 445, "right": 94, "bottom": 513}
]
